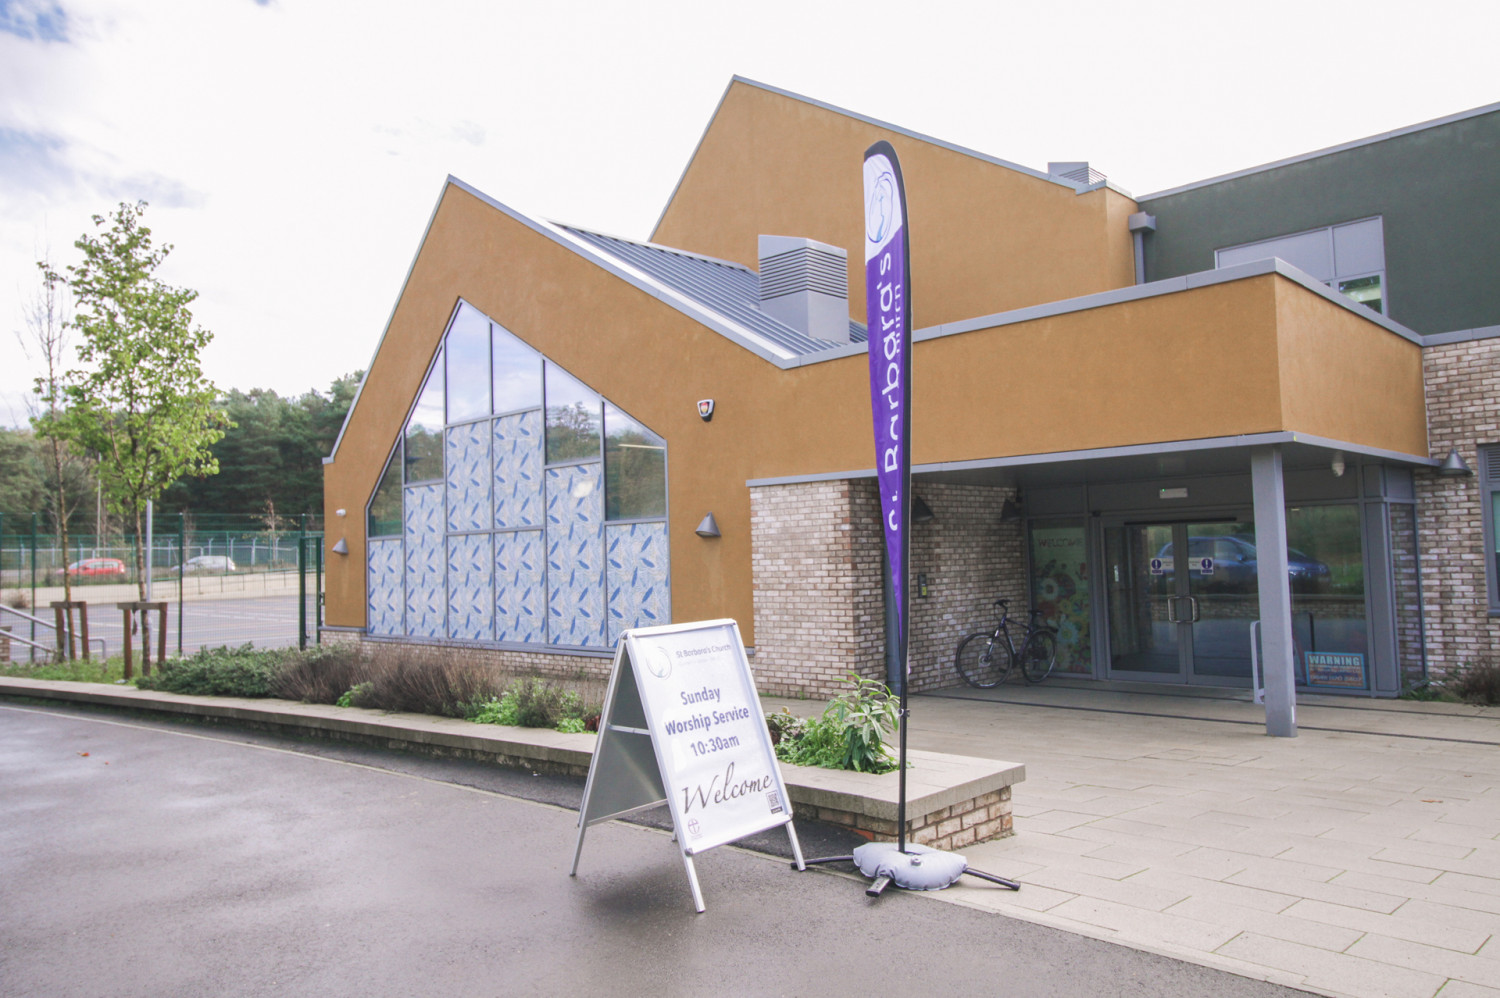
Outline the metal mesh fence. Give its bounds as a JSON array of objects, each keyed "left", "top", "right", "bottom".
[{"left": 0, "top": 512, "right": 324, "bottom": 664}]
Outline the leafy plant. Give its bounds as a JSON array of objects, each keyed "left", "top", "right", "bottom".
[
  {"left": 133, "top": 644, "right": 279, "bottom": 697},
  {"left": 469, "top": 690, "right": 520, "bottom": 726},
  {"left": 775, "top": 674, "right": 900, "bottom": 774},
  {"left": 466, "top": 678, "right": 597, "bottom": 731},
  {"left": 763, "top": 707, "right": 805, "bottom": 746},
  {"left": 336, "top": 682, "right": 373, "bottom": 708},
  {"left": 511, "top": 677, "right": 582, "bottom": 729}
]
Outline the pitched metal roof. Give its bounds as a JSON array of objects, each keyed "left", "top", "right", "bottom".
[{"left": 561, "top": 226, "right": 866, "bottom": 357}]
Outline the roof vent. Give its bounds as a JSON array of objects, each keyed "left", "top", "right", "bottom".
[
  {"left": 757, "top": 235, "right": 850, "bottom": 344},
  {"left": 1048, "top": 161, "right": 1106, "bottom": 187}
]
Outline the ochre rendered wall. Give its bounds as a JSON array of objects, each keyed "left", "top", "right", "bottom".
[
  {"left": 1272, "top": 280, "right": 1427, "bottom": 456},
  {"left": 326, "top": 187, "right": 1427, "bottom": 652},
  {"left": 652, "top": 80, "right": 1138, "bottom": 329}
]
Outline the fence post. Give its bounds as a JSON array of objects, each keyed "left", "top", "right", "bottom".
[
  {"left": 316, "top": 536, "right": 324, "bottom": 646},
  {"left": 30, "top": 512, "right": 38, "bottom": 663},
  {"left": 178, "top": 513, "right": 186, "bottom": 658},
  {"left": 298, "top": 534, "right": 307, "bottom": 650}
]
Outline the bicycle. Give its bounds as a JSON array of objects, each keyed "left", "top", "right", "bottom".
[{"left": 954, "top": 598, "right": 1059, "bottom": 688}]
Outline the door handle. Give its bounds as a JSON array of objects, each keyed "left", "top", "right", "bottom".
[{"left": 1184, "top": 596, "right": 1200, "bottom": 623}]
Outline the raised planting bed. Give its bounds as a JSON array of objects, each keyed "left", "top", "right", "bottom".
[{"left": 0, "top": 677, "right": 1023, "bottom": 847}]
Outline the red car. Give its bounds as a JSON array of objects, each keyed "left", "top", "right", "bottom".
[{"left": 66, "top": 557, "right": 127, "bottom": 578}]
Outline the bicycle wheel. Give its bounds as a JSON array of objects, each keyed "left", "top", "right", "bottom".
[
  {"left": 1020, "top": 630, "right": 1058, "bottom": 684},
  {"left": 955, "top": 633, "right": 1012, "bottom": 688}
]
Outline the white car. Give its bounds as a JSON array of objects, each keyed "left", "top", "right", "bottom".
[{"left": 183, "top": 555, "right": 237, "bottom": 574}]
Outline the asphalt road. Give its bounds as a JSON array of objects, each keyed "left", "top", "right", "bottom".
[{"left": 0, "top": 703, "right": 1315, "bottom": 998}]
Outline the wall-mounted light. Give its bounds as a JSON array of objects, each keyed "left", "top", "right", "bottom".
[
  {"left": 1331, "top": 451, "right": 1346, "bottom": 478},
  {"left": 332, "top": 538, "right": 349, "bottom": 555},
  {"left": 335, "top": 508, "right": 347, "bottom": 517},
  {"left": 912, "top": 495, "right": 935, "bottom": 523},
  {"left": 1000, "top": 498, "right": 1023, "bottom": 521},
  {"left": 695, "top": 513, "right": 721, "bottom": 538},
  {"left": 1438, "top": 449, "right": 1473, "bottom": 477}
]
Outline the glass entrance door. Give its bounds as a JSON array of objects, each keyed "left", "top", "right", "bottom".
[{"left": 1104, "top": 520, "right": 1257, "bottom": 685}]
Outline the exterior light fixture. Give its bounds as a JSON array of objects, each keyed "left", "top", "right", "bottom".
[
  {"left": 335, "top": 508, "right": 347, "bottom": 517},
  {"left": 1438, "top": 449, "right": 1473, "bottom": 476},
  {"left": 999, "top": 498, "right": 1023, "bottom": 521},
  {"left": 1331, "top": 451, "right": 1346, "bottom": 478},
  {"left": 912, "top": 495, "right": 935, "bottom": 523},
  {"left": 332, "top": 538, "right": 349, "bottom": 555},
  {"left": 695, "top": 513, "right": 721, "bottom": 538}
]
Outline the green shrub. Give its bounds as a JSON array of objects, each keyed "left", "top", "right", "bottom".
[
  {"left": 763, "top": 707, "right": 805, "bottom": 746},
  {"left": 775, "top": 674, "right": 900, "bottom": 773},
  {"left": 134, "top": 645, "right": 279, "bottom": 698},
  {"left": 336, "top": 682, "right": 374, "bottom": 708},
  {"left": 469, "top": 690, "right": 521, "bottom": 725},
  {"left": 512, "top": 677, "right": 582, "bottom": 728},
  {"left": 466, "top": 678, "right": 597, "bottom": 731}
]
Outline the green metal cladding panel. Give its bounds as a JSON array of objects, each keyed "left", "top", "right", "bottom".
[{"left": 1139, "top": 109, "right": 1500, "bottom": 337}]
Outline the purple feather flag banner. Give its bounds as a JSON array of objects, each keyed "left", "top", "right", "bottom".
[{"left": 864, "top": 142, "right": 911, "bottom": 672}]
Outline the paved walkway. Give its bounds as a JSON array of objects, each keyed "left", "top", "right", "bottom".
[{"left": 786, "top": 682, "right": 1500, "bottom": 998}]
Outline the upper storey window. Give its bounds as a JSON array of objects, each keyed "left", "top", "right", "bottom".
[{"left": 1216, "top": 217, "right": 1385, "bottom": 314}]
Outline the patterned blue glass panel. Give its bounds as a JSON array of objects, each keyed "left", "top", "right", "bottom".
[
  {"left": 606, "top": 522, "right": 669, "bottom": 644},
  {"left": 495, "top": 530, "right": 546, "bottom": 644},
  {"left": 445, "top": 422, "right": 491, "bottom": 533},
  {"left": 367, "top": 538, "right": 405, "bottom": 636},
  {"left": 446, "top": 533, "right": 494, "bottom": 641},
  {"left": 545, "top": 464, "right": 605, "bottom": 647},
  {"left": 494, "top": 410, "right": 543, "bottom": 529},
  {"left": 403, "top": 483, "right": 446, "bottom": 638}
]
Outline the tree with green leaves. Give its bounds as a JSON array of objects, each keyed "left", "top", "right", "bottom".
[{"left": 46, "top": 201, "right": 231, "bottom": 603}]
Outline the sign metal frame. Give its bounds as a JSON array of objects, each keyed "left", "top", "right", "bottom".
[{"left": 569, "top": 619, "right": 806, "bottom": 912}]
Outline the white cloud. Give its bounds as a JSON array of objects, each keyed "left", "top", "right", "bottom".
[{"left": 2, "top": 0, "right": 1498, "bottom": 427}]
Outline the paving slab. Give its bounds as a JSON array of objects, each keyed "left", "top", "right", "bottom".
[{"left": 867, "top": 684, "right": 1500, "bottom": 998}]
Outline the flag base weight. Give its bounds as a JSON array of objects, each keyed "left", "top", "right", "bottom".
[{"left": 798, "top": 841, "right": 1020, "bottom": 895}]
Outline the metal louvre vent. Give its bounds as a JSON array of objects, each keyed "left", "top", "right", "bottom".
[
  {"left": 1048, "top": 161, "right": 1107, "bottom": 187},
  {"left": 758, "top": 247, "right": 849, "bottom": 301},
  {"left": 756, "top": 235, "right": 850, "bottom": 344},
  {"left": 1481, "top": 445, "right": 1500, "bottom": 481}
]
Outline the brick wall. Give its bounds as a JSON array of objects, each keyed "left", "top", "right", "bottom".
[
  {"left": 748, "top": 480, "right": 885, "bottom": 698},
  {"left": 1417, "top": 338, "right": 1500, "bottom": 676},
  {"left": 797, "top": 785, "right": 1014, "bottom": 848},
  {"left": 749, "top": 479, "right": 1025, "bottom": 697},
  {"left": 357, "top": 636, "right": 614, "bottom": 687},
  {"left": 907, "top": 483, "right": 1027, "bottom": 692}
]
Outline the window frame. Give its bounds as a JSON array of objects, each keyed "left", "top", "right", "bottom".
[
  {"left": 1215, "top": 216, "right": 1388, "bottom": 316},
  {"left": 1479, "top": 445, "right": 1500, "bottom": 614}
]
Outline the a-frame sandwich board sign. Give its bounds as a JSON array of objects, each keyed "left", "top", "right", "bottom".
[{"left": 569, "top": 619, "right": 806, "bottom": 912}]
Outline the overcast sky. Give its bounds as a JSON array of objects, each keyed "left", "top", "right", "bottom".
[{"left": 3, "top": 0, "right": 1497, "bottom": 428}]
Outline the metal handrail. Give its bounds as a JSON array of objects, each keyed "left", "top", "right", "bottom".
[{"left": 0, "top": 604, "right": 109, "bottom": 662}]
